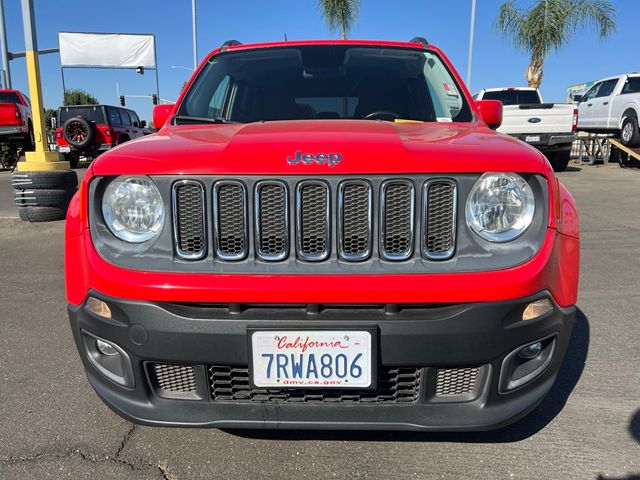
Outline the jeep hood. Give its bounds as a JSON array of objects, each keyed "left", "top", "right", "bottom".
[{"left": 92, "top": 120, "right": 549, "bottom": 176}]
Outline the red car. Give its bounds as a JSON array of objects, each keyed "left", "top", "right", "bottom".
[
  {"left": 0, "top": 89, "right": 34, "bottom": 149},
  {"left": 56, "top": 104, "right": 149, "bottom": 168},
  {"left": 65, "top": 38, "right": 580, "bottom": 431}
]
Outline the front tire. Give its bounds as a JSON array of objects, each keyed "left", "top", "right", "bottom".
[{"left": 621, "top": 116, "right": 640, "bottom": 147}]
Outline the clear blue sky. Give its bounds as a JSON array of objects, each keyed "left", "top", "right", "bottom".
[{"left": 2, "top": 0, "right": 637, "bottom": 122}]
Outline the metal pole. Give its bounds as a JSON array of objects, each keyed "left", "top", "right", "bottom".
[
  {"left": 192, "top": 0, "right": 198, "bottom": 70},
  {"left": 61, "top": 67, "right": 66, "bottom": 101},
  {"left": 17, "top": 0, "right": 63, "bottom": 168},
  {"left": 0, "top": 0, "right": 11, "bottom": 88},
  {"left": 466, "top": 0, "right": 477, "bottom": 89}
]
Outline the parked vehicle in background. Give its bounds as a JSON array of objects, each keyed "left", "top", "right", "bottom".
[
  {"left": 56, "top": 105, "right": 150, "bottom": 168},
  {"left": 0, "top": 89, "right": 34, "bottom": 169},
  {"left": 474, "top": 87, "right": 577, "bottom": 172},
  {"left": 66, "top": 38, "right": 580, "bottom": 432},
  {"left": 575, "top": 74, "right": 640, "bottom": 147}
]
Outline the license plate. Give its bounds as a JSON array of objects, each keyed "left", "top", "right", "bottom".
[
  {"left": 58, "top": 146, "right": 71, "bottom": 153},
  {"left": 525, "top": 136, "right": 541, "bottom": 143},
  {"left": 250, "top": 330, "right": 372, "bottom": 388}
]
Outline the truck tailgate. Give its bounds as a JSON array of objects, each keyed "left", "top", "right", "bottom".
[
  {"left": 498, "top": 104, "right": 575, "bottom": 135},
  {"left": 0, "top": 102, "right": 21, "bottom": 126}
]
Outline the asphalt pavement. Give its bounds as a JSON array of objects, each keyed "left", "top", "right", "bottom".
[{"left": 0, "top": 162, "right": 639, "bottom": 479}]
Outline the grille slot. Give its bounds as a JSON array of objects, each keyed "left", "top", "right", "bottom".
[
  {"left": 380, "top": 181, "right": 414, "bottom": 260},
  {"left": 213, "top": 181, "right": 248, "bottom": 260},
  {"left": 172, "top": 181, "right": 206, "bottom": 260},
  {"left": 338, "top": 181, "right": 372, "bottom": 261},
  {"left": 435, "top": 367, "right": 479, "bottom": 396},
  {"left": 210, "top": 365, "right": 421, "bottom": 403},
  {"left": 423, "top": 181, "right": 457, "bottom": 260},
  {"left": 296, "top": 181, "right": 330, "bottom": 261},
  {"left": 152, "top": 363, "right": 198, "bottom": 393},
  {"left": 255, "top": 182, "right": 289, "bottom": 260}
]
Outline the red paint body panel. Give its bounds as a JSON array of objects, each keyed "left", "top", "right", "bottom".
[
  {"left": 65, "top": 227, "right": 577, "bottom": 308},
  {"left": 65, "top": 39, "right": 579, "bottom": 310},
  {"left": 0, "top": 90, "right": 31, "bottom": 130}
]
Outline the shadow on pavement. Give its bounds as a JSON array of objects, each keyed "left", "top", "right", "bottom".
[
  {"left": 630, "top": 409, "right": 640, "bottom": 443},
  {"left": 229, "top": 307, "right": 590, "bottom": 444}
]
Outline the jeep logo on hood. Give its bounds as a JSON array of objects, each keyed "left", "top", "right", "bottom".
[{"left": 287, "top": 151, "right": 343, "bottom": 167}]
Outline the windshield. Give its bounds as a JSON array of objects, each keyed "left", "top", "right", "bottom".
[
  {"left": 177, "top": 45, "right": 472, "bottom": 124},
  {"left": 58, "top": 106, "right": 106, "bottom": 124},
  {"left": 481, "top": 90, "right": 541, "bottom": 106}
]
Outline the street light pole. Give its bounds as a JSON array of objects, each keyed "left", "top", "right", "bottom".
[
  {"left": 0, "top": 0, "right": 11, "bottom": 88},
  {"left": 466, "top": 0, "right": 477, "bottom": 89},
  {"left": 192, "top": 0, "right": 198, "bottom": 70}
]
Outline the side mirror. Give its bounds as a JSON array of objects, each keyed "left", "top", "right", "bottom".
[
  {"left": 475, "top": 100, "right": 503, "bottom": 130},
  {"left": 572, "top": 94, "right": 583, "bottom": 103},
  {"left": 140, "top": 120, "right": 147, "bottom": 128},
  {"left": 153, "top": 104, "right": 175, "bottom": 129}
]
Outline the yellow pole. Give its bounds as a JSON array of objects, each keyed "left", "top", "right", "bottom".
[{"left": 16, "top": 0, "right": 68, "bottom": 171}]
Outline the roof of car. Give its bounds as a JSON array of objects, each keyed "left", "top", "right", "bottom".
[{"left": 211, "top": 38, "right": 435, "bottom": 55}]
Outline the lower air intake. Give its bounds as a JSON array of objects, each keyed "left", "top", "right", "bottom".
[
  {"left": 210, "top": 365, "right": 421, "bottom": 404},
  {"left": 435, "top": 367, "right": 479, "bottom": 396},
  {"left": 152, "top": 363, "right": 197, "bottom": 393}
]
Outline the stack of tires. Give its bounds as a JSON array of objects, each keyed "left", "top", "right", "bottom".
[{"left": 11, "top": 170, "right": 78, "bottom": 222}]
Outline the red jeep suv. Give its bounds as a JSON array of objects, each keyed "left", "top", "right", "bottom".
[
  {"left": 65, "top": 38, "right": 580, "bottom": 431},
  {"left": 56, "top": 104, "right": 149, "bottom": 168}
]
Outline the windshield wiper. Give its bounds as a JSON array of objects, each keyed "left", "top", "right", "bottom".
[{"left": 172, "top": 115, "right": 238, "bottom": 125}]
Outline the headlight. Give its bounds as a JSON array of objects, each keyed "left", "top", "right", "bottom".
[
  {"left": 465, "top": 173, "right": 535, "bottom": 242},
  {"left": 102, "top": 176, "right": 164, "bottom": 243}
]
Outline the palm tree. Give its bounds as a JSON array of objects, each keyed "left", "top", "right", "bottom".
[
  {"left": 496, "top": 0, "right": 616, "bottom": 88},
  {"left": 318, "top": 0, "right": 360, "bottom": 40}
]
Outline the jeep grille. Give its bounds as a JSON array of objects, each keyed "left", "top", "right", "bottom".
[{"left": 172, "top": 177, "right": 457, "bottom": 264}]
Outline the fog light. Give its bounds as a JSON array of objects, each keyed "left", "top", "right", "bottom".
[
  {"left": 96, "top": 339, "right": 119, "bottom": 356},
  {"left": 86, "top": 297, "right": 112, "bottom": 319},
  {"left": 522, "top": 298, "right": 553, "bottom": 321},
  {"left": 517, "top": 342, "right": 542, "bottom": 359}
]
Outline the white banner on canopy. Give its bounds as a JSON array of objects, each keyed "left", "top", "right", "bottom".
[{"left": 58, "top": 32, "right": 156, "bottom": 68}]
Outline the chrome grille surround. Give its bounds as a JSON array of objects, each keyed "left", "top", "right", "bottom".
[
  {"left": 422, "top": 179, "right": 457, "bottom": 260},
  {"left": 213, "top": 180, "right": 248, "bottom": 261},
  {"left": 379, "top": 180, "right": 415, "bottom": 261},
  {"left": 172, "top": 180, "right": 207, "bottom": 260},
  {"left": 296, "top": 180, "right": 330, "bottom": 261},
  {"left": 337, "top": 180, "right": 373, "bottom": 261},
  {"left": 254, "top": 181, "right": 289, "bottom": 261}
]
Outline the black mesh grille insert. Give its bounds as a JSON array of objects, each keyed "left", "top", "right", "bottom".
[
  {"left": 256, "top": 183, "right": 288, "bottom": 259},
  {"left": 435, "top": 367, "right": 479, "bottom": 396},
  {"left": 210, "top": 365, "right": 421, "bottom": 403},
  {"left": 381, "top": 182, "right": 413, "bottom": 259},
  {"left": 174, "top": 182, "right": 205, "bottom": 259},
  {"left": 425, "top": 182, "right": 456, "bottom": 259},
  {"left": 298, "top": 182, "right": 329, "bottom": 260},
  {"left": 340, "top": 182, "right": 371, "bottom": 259},
  {"left": 152, "top": 363, "right": 197, "bottom": 393},
  {"left": 214, "top": 183, "right": 247, "bottom": 259}
]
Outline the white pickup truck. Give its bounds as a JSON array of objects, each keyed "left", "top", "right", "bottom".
[
  {"left": 474, "top": 87, "right": 578, "bottom": 171},
  {"left": 575, "top": 73, "right": 640, "bottom": 147}
]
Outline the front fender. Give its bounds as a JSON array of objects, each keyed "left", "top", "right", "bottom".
[{"left": 557, "top": 182, "right": 579, "bottom": 239}]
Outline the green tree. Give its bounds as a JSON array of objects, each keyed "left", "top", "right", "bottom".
[
  {"left": 496, "top": 0, "right": 616, "bottom": 88},
  {"left": 63, "top": 88, "right": 99, "bottom": 106},
  {"left": 318, "top": 0, "right": 360, "bottom": 40}
]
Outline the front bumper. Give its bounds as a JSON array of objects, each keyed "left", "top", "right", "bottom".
[
  {"left": 69, "top": 291, "right": 575, "bottom": 431},
  {"left": 513, "top": 133, "right": 576, "bottom": 152}
]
